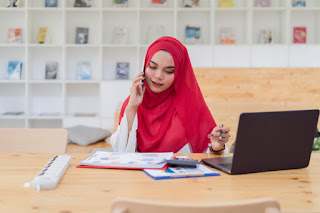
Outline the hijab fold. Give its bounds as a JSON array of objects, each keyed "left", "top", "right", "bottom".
[{"left": 119, "top": 36, "right": 216, "bottom": 153}]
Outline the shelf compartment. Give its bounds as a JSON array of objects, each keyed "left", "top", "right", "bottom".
[
  {"left": 28, "top": 84, "right": 63, "bottom": 117},
  {"left": 27, "top": 10, "right": 64, "bottom": 44},
  {"left": 65, "top": 83, "right": 99, "bottom": 117},
  {"left": 0, "top": 11, "right": 25, "bottom": 44},
  {"left": 27, "top": 0, "right": 63, "bottom": 8},
  {"left": 28, "top": 119, "right": 62, "bottom": 128},
  {"left": 0, "top": 83, "right": 25, "bottom": 117},
  {"left": 65, "top": 0, "right": 101, "bottom": 8},
  {"left": 252, "top": 10, "right": 288, "bottom": 44},
  {"left": 177, "top": 10, "right": 211, "bottom": 45},
  {"left": 0, "top": 119, "right": 25, "bottom": 128},
  {"left": 65, "top": 10, "right": 101, "bottom": 45},
  {"left": 102, "top": 46, "right": 137, "bottom": 80},
  {"left": 0, "top": 46, "right": 25, "bottom": 80},
  {"left": 65, "top": 46, "right": 100, "bottom": 81},
  {"left": 103, "top": 0, "right": 137, "bottom": 8},
  {"left": 291, "top": 10, "right": 319, "bottom": 44},
  {"left": 102, "top": 10, "right": 138, "bottom": 45},
  {"left": 214, "top": 10, "right": 249, "bottom": 45},
  {"left": 140, "top": 10, "right": 174, "bottom": 45},
  {"left": 28, "top": 46, "right": 63, "bottom": 80}
]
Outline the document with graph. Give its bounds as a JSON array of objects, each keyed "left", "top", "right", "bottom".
[{"left": 77, "top": 151, "right": 173, "bottom": 169}]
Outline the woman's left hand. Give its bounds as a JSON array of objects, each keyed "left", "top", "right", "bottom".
[{"left": 208, "top": 125, "right": 231, "bottom": 151}]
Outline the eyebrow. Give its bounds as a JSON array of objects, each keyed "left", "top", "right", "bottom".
[{"left": 150, "top": 60, "right": 175, "bottom": 69}]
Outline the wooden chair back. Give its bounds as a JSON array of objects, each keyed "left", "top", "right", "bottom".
[
  {"left": 111, "top": 197, "right": 281, "bottom": 213},
  {"left": 0, "top": 128, "right": 68, "bottom": 153}
]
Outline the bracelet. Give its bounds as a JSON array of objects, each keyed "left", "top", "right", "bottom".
[{"left": 209, "top": 142, "right": 225, "bottom": 155}]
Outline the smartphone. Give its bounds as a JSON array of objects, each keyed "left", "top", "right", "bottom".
[{"left": 139, "top": 72, "right": 144, "bottom": 94}]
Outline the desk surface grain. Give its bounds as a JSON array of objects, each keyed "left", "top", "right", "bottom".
[{"left": 0, "top": 153, "right": 319, "bottom": 213}]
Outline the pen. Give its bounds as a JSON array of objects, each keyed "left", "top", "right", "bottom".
[
  {"left": 207, "top": 124, "right": 224, "bottom": 138},
  {"left": 219, "top": 124, "right": 224, "bottom": 140}
]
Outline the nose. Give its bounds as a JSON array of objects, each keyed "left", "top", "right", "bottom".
[{"left": 154, "top": 69, "right": 163, "bottom": 80}]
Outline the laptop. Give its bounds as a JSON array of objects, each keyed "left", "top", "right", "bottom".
[{"left": 202, "top": 109, "right": 319, "bottom": 175}]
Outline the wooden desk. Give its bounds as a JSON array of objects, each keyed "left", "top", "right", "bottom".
[{"left": 1, "top": 153, "right": 319, "bottom": 213}]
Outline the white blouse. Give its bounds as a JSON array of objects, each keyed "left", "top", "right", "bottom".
[{"left": 110, "top": 112, "right": 228, "bottom": 154}]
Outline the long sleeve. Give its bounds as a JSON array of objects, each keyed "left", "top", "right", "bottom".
[{"left": 110, "top": 112, "right": 138, "bottom": 152}]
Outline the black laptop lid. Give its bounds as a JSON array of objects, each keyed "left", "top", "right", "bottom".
[{"left": 231, "top": 109, "right": 319, "bottom": 174}]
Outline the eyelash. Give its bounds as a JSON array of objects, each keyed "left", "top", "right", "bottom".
[{"left": 149, "top": 65, "right": 174, "bottom": 74}]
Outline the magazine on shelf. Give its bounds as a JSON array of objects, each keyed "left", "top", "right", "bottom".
[
  {"left": 75, "top": 27, "right": 89, "bottom": 44},
  {"left": 220, "top": 27, "right": 235, "bottom": 44},
  {"left": 76, "top": 61, "right": 91, "bottom": 80},
  {"left": 45, "top": 0, "right": 58, "bottom": 7},
  {"left": 7, "top": 61, "right": 22, "bottom": 80},
  {"left": 220, "top": 0, "right": 233, "bottom": 8},
  {"left": 2, "top": 111, "right": 24, "bottom": 116},
  {"left": 74, "top": 0, "right": 93, "bottom": 7},
  {"left": 151, "top": 0, "right": 168, "bottom": 8},
  {"left": 8, "top": 28, "right": 22, "bottom": 44},
  {"left": 7, "top": 0, "right": 22, "bottom": 7},
  {"left": 45, "top": 61, "right": 58, "bottom": 79},
  {"left": 37, "top": 27, "right": 47, "bottom": 44},
  {"left": 259, "top": 29, "right": 273, "bottom": 44},
  {"left": 113, "top": 0, "right": 128, "bottom": 7},
  {"left": 77, "top": 151, "right": 174, "bottom": 169},
  {"left": 116, "top": 62, "right": 129, "bottom": 80},
  {"left": 147, "top": 24, "right": 165, "bottom": 44},
  {"left": 293, "top": 27, "right": 306, "bottom": 43},
  {"left": 255, "top": 0, "right": 271, "bottom": 7},
  {"left": 292, "top": 0, "right": 306, "bottom": 7},
  {"left": 113, "top": 26, "right": 128, "bottom": 44},
  {"left": 185, "top": 25, "right": 200, "bottom": 44},
  {"left": 183, "top": 0, "right": 199, "bottom": 7}
]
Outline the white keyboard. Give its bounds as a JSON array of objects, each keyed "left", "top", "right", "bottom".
[{"left": 30, "top": 155, "right": 71, "bottom": 191}]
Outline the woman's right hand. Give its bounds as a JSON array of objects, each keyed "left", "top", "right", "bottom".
[{"left": 127, "top": 72, "right": 145, "bottom": 109}]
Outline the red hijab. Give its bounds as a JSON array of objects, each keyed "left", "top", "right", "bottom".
[{"left": 119, "top": 36, "right": 216, "bottom": 153}]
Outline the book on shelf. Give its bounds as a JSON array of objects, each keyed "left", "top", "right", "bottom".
[
  {"left": 255, "top": 0, "right": 271, "bottom": 7},
  {"left": 293, "top": 27, "right": 306, "bottom": 43},
  {"left": 7, "top": 0, "right": 22, "bottom": 7},
  {"left": 45, "top": 0, "right": 58, "bottom": 7},
  {"left": 292, "top": 0, "right": 306, "bottom": 7},
  {"left": 7, "top": 61, "right": 22, "bottom": 80},
  {"left": 220, "top": 27, "right": 235, "bottom": 44},
  {"left": 113, "top": 0, "right": 128, "bottom": 7},
  {"left": 151, "top": 0, "right": 168, "bottom": 8},
  {"left": 116, "top": 62, "right": 129, "bottom": 80},
  {"left": 185, "top": 25, "right": 200, "bottom": 44},
  {"left": 183, "top": 0, "right": 199, "bottom": 8},
  {"left": 259, "top": 29, "right": 273, "bottom": 44},
  {"left": 220, "top": 0, "right": 233, "bottom": 8},
  {"left": 147, "top": 24, "right": 165, "bottom": 44},
  {"left": 75, "top": 27, "right": 89, "bottom": 44},
  {"left": 74, "top": 112, "right": 97, "bottom": 117},
  {"left": 77, "top": 151, "right": 174, "bottom": 169},
  {"left": 76, "top": 61, "right": 91, "bottom": 80},
  {"left": 37, "top": 27, "right": 47, "bottom": 44},
  {"left": 113, "top": 26, "right": 128, "bottom": 44},
  {"left": 8, "top": 28, "right": 22, "bottom": 44},
  {"left": 74, "top": 0, "right": 93, "bottom": 7},
  {"left": 45, "top": 61, "right": 58, "bottom": 79}
]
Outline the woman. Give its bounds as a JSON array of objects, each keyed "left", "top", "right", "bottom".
[{"left": 111, "top": 36, "right": 230, "bottom": 153}]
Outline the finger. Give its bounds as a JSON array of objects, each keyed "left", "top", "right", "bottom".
[{"left": 221, "top": 127, "right": 230, "bottom": 133}]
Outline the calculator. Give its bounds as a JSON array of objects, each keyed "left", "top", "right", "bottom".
[{"left": 166, "top": 158, "right": 199, "bottom": 168}]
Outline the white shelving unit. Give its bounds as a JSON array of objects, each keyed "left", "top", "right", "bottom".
[{"left": 0, "top": 0, "right": 320, "bottom": 129}]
